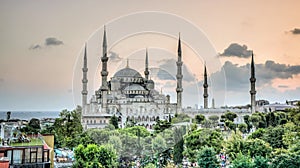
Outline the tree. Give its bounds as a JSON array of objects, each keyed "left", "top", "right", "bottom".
[
  {"left": 173, "top": 126, "right": 186, "bottom": 164},
  {"left": 28, "top": 118, "right": 41, "bottom": 130},
  {"left": 54, "top": 109, "right": 83, "bottom": 148},
  {"left": 262, "top": 125, "right": 287, "bottom": 149},
  {"left": 108, "top": 135, "right": 122, "bottom": 154},
  {"left": 144, "top": 163, "right": 156, "bottom": 168},
  {"left": 6, "top": 111, "right": 11, "bottom": 121},
  {"left": 110, "top": 115, "right": 119, "bottom": 129},
  {"left": 154, "top": 120, "right": 171, "bottom": 133},
  {"left": 208, "top": 115, "right": 219, "bottom": 127},
  {"left": 20, "top": 118, "right": 41, "bottom": 134},
  {"left": 253, "top": 156, "right": 269, "bottom": 168},
  {"left": 73, "top": 144, "right": 118, "bottom": 168},
  {"left": 197, "top": 146, "right": 219, "bottom": 168},
  {"left": 282, "top": 122, "right": 300, "bottom": 149},
  {"left": 225, "top": 133, "right": 272, "bottom": 159},
  {"left": 172, "top": 113, "right": 191, "bottom": 123},
  {"left": 224, "top": 112, "right": 237, "bottom": 122},
  {"left": 244, "top": 138, "right": 272, "bottom": 158},
  {"left": 152, "top": 135, "right": 167, "bottom": 154},
  {"left": 225, "top": 133, "right": 245, "bottom": 159},
  {"left": 184, "top": 129, "right": 223, "bottom": 162},
  {"left": 247, "top": 128, "right": 266, "bottom": 139},
  {"left": 271, "top": 153, "right": 300, "bottom": 168},
  {"left": 243, "top": 115, "right": 252, "bottom": 132},
  {"left": 225, "top": 120, "right": 236, "bottom": 132},
  {"left": 195, "top": 114, "right": 205, "bottom": 124},
  {"left": 202, "top": 119, "right": 213, "bottom": 128},
  {"left": 249, "top": 114, "right": 260, "bottom": 129},
  {"left": 119, "top": 126, "right": 150, "bottom": 137},
  {"left": 238, "top": 123, "right": 248, "bottom": 134},
  {"left": 230, "top": 153, "right": 253, "bottom": 168}
]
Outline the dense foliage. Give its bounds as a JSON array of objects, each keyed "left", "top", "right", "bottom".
[{"left": 26, "top": 105, "right": 300, "bottom": 167}]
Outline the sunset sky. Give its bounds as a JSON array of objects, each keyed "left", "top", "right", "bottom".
[{"left": 1, "top": 0, "right": 300, "bottom": 111}]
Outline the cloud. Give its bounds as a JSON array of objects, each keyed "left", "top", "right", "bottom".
[
  {"left": 219, "top": 43, "right": 252, "bottom": 58},
  {"left": 109, "top": 51, "right": 121, "bottom": 61},
  {"left": 158, "top": 59, "right": 195, "bottom": 82},
  {"left": 291, "top": 28, "right": 300, "bottom": 35},
  {"left": 29, "top": 44, "right": 42, "bottom": 50},
  {"left": 278, "top": 85, "right": 289, "bottom": 88},
  {"left": 45, "top": 37, "right": 63, "bottom": 46},
  {"left": 149, "top": 68, "right": 175, "bottom": 80},
  {"left": 209, "top": 60, "right": 300, "bottom": 92},
  {"left": 0, "top": 78, "right": 4, "bottom": 83},
  {"left": 29, "top": 37, "right": 64, "bottom": 50}
]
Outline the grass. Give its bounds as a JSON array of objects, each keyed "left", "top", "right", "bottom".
[{"left": 10, "top": 138, "right": 44, "bottom": 146}]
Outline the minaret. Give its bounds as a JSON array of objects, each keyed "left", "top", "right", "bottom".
[
  {"left": 82, "top": 43, "right": 88, "bottom": 107},
  {"left": 100, "top": 27, "right": 109, "bottom": 113},
  {"left": 144, "top": 49, "right": 149, "bottom": 80},
  {"left": 176, "top": 34, "right": 183, "bottom": 113},
  {"left": 211, "top": 98, "right": 215, "bottom": 109},
  {"left": 250, "top": 52, "right": 256, "bottom": 113},
  {"left": 203, "top": 64, "right": 208, "bottom": 109}
]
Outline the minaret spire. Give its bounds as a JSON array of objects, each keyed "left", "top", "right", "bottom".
[
  {"left": 82, "top": 43, "right": 88, "bottom": 107},
  {"left": 203, "top": 64, "right": 208, "bottom": 109},
  {"left": 176, "top": 33, "right": 183, "bottom": 113},
  {"left": 100, "top": 26, "right": 109, "bottom": 112},
  {"left": 144, "top": 48, "right": 149, "bottom": 80},
  {"left": 250, "top": 52, "right": 256, "bottom": 113}
]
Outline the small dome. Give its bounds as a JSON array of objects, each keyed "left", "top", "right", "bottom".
[
  {"left": 114, "top": 67, "right": 142, "bottom": 78},
  {"left": 124, "top": 84, "right": 145, "bottom": 91},
  {"left": 111, "top": 77, "right": 119, "bottom": 82}
]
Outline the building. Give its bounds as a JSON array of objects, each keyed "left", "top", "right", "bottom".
[
  {"left": 0, "top": 134, "right": 52, "bottom": 168},
  {"left": 81, "top": 29, "right": 183, "bottom": 129}
]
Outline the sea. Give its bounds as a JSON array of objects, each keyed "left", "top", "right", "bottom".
[{"left": 0, "top": 111, "right": 60, "bottom": 120}]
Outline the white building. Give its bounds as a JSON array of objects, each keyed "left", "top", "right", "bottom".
[{"left": 81, "top": 29, "right": 183, "bottom": 129}]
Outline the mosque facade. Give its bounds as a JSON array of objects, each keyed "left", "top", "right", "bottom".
[{"left": 81, "top": 29, "right": 183, "bottom": 129}]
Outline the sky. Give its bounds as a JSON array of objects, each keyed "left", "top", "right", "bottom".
[{"left": 0, "top": 0, "right": 300, "bottom": 111}]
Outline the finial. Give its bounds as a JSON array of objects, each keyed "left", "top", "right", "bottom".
[
  {"left": 251, "top": 51, "right": 255, "bottom": 78},
  {"left": 103, "top": 25, "right": 107, "bottom": 47},
  {"left": 126, "top": 58, "right": 129, "bottom": 68},
  {"left": 146, "top": 48, "right": 149, "bottom": 64},
  {"left": 178, "top": 32, "right": 182, "bottom": 54}
]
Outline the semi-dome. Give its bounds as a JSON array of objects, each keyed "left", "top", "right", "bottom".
[{"left": 114, "top": 67, "right": 142, "bottom": 78}]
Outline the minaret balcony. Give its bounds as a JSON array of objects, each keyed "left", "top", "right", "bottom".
[
  {"left": 101, "top": 57, "right": 108, "bottom": 61},
  {"left": 250, "top": 78, "right": 256, "bottom": 82},
  {"left": 176, "top": 74, "right": 183, "bottom": 79},
  {"left": 176, "top": 61, "right": 183, "bottom": 66},
  {"left": 101, "top": 71, "right": 108, "bottom": 76},
  {"left": 176, "top": 88, "right": 183, "bottom": 92}
]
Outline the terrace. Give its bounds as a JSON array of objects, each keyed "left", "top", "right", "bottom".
[{"left": 0, "top": 137, "right": 51, "bottom": 168}]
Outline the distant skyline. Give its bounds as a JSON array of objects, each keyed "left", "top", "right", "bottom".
[{"left": 1, "top": 0, "right": 300, "bottom": 111}]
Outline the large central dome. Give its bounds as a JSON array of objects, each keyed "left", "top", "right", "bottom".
[{"left": 114, "top": 67, "right": 142, "bottom": 78}]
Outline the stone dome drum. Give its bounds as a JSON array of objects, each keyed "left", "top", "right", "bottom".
[{"left": 124, "top": 84, "right": 145, "bottom": 91}]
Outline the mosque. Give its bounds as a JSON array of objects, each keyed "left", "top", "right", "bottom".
[
  {"left": 81, "top": 29, "right": 183, "bottom": 129},
  {"left": 81, "top": 29, "right": 257, "bottom": 129}
]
